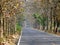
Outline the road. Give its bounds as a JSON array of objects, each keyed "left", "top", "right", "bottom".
[{"left": 19, "top": 27, "right": 60, "bottom": 45}]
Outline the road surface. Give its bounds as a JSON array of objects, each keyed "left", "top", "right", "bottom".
[{"left": 18, "top": 27, "right": 60, "bottom": 45}]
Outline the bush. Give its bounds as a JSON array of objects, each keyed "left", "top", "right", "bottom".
[
  {"left": 33, "top": 13, "right": 47, "bottom": 26},
  {"left": 16, "top": 23, "right": 22, "bottom": 33}
]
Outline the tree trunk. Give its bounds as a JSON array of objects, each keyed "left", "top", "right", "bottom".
[
  {"left": 0, "top": 5, "right": 3, "bottom": 38},
  {"left": 50, "top": 7, "right": 53, "bottom": 31}
]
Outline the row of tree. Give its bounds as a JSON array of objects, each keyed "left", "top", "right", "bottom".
[
  {"left": 33, "top": 0, "right": 60, "bottom": 34},
  {"left": 0, "top": 0, "right": 24, "bottom": 43}
]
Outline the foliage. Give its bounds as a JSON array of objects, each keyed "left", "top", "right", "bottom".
[
  {"left": 16, "top": 23, "right": 22, "bottom": 32},
  {"left": 33, "top": 13, "right": 47, "bottom": 26},
  {"left": 16, "top": 14, "right": 24, "bottom": 26},
  {"left": 0, "top": 1, "right": 24, "bottom": 45},
  {"left": 0, "top": 38, "right": 4, "bottom": 42},
  {"left": 1, "top": 0, "right": 24, "bottom": 16}
]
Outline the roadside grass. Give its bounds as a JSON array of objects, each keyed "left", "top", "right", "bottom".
[{"left": 16, "top": 23, "right": 22, "bottom": 35}]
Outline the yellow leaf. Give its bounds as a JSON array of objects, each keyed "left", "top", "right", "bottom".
[
  {"left": 16, "top": 3, "right": 19, "bottom": 7},
  {"left": 20, "top": 1, "right": 24, "bottom": 5}
]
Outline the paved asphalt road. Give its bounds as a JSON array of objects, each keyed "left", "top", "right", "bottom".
[{"left": 19, "top": 27, "right": 60, "bottom": 45}]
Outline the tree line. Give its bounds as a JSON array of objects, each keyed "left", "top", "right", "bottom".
[
  {"left": 33, "top": 0, "right": 60, "bottom": 34},
  {"left": 0, "top": 0, "right": 24, "bottom": 44}
]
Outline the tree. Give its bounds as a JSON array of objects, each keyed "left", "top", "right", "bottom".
[
  {"left": 0, "top": 0, "right": 24, "bottom": 38},
  {"left": 33, "top": 13, "right": 47, "bottom": 30}
]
